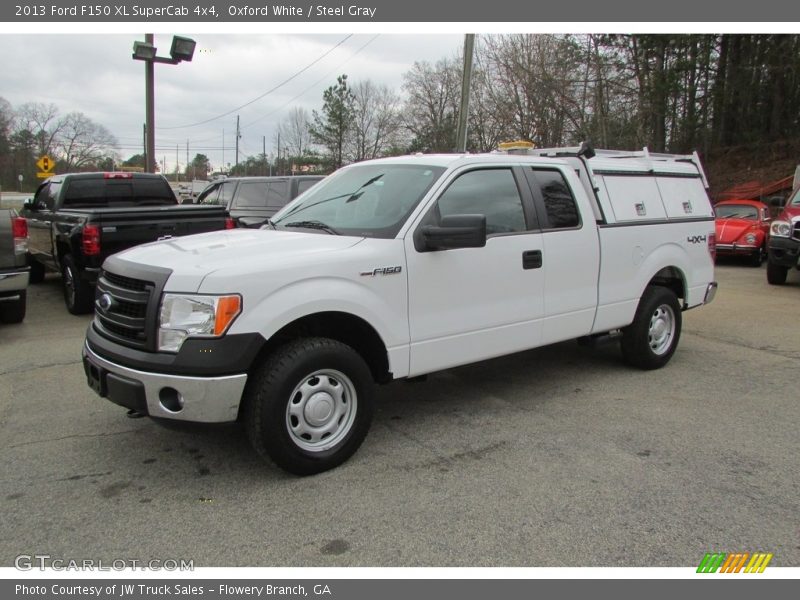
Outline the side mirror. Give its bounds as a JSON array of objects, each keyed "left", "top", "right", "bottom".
[
  {"left": 421, "top": 214, "right": 486, "bottom": 251},
  {"left": 23, "top": 199, "right": 34, "bottom": 211}
]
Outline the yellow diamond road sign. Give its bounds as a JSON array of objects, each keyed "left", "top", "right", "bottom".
[{"left": 36, "top": 155, "right": 54, "bottom": 177}]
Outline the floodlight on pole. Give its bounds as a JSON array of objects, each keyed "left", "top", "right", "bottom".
[{"left": 132, "top": 34, "right": 196, "bottom": 173}]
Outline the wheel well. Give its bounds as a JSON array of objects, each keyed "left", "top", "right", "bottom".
[
  {"left": 648, "top": 267, "right": 686, "bottom": 305},
  {"left": 56, "top": 241, "right": 70, "bottom": 264},
  {"left": 257, "top": 312, "right": 391, "bottom": 384}
]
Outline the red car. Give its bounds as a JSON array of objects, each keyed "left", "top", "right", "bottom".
[{"left": 713, "top": 199, "right": 771, "bottom": 266}]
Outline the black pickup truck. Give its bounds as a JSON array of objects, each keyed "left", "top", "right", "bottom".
[{"left": 22, "top": 172, "right": 232, "bottom": 314}]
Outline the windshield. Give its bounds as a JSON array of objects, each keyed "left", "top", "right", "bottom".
[
  {"left": 715, "top": 204, "right": 758, "bottom": 220},
  {"left": 272, "top": 163, "right": 445, "bottom": 238},
  {"left": 790, "top": 187, "right": 800, "bottom": 207}
]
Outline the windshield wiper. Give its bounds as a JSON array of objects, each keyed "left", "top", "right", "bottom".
[
  {"left": 283, "top": 220, "right": 340, "bottom": 235},
  {"left": 280, "top": 174, "right": 385, "bottom": 219}
]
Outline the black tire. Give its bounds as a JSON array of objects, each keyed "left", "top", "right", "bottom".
[
  {"left": 61, "top": 254, "right": 94, "bottom": 315},
  {"left": 244, "top": 337, "right": 374, "bottom": 476},
  {"left": 766, "top": 261, "right": 788, "bottom": 285},
  {"left": 0, "top": 290, "right": 26, "bottom": 324},
  {"left": 28, "top": 255, "right": 45, "bottom": 284},
  {"left": 749, "top": 246, "right": 765, "bottom": 267},
  {"left": 621, "top": 286, "right": 682, "bottom": 370}
]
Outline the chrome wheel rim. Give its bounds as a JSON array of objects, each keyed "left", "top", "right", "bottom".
[
  {"left": 648, "top": 304, "right": 676, "bottom": 356},
  {"left": 285, "top": 369, "right": 357, "bottom": 452}
]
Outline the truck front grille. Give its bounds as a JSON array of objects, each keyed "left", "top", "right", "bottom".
[{"left": 94, "top": 271, "right": 154, "bottom": 350}]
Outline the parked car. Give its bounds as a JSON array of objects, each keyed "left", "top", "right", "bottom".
[
  {"left": 0, "top": 209, "right": 29, "bottom": 324},
  {"left": 197, "top": 175, "right": 324, "bottom": 227},
  {"left": 83, "top": 145, "right": 717, "bottom": 475},
  {"left": 766, "top": 185, "right": 800, "bottom": 284},
  {"left": 21, "top": 172, "right": 232, "bottom": 314},
  {"left": 713, "top": 199, "right": 771, "bottom": 266}
]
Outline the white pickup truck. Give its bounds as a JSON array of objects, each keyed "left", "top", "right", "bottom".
[{"left": 82, "top": 144, "right": 718, "bottom": 475}]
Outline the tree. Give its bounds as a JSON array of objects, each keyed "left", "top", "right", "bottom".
[
  {"left": 348, "top": 79, "right": 403, "bottom": 161},
  {"left": 309, "top": 75, "right": 355, "bottom": 170},
  {"left": 184, "top": 153, "right": 210, "bottom": 180},
  {"left": 401, "top": 58, "right": 461, "bottom": 152},
  {"left": 278, "top": 107, "right": 313, "bottom": 160},
  {"left": 56, "top": 111, "right": 118, "bottom": 171},
  {"left": 15, "top": 102, "right": 64, "bottom": 158}
]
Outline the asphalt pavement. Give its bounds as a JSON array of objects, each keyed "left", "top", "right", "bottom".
[{"left": 1, "top": 263, "right": 798, "bottom": 567}]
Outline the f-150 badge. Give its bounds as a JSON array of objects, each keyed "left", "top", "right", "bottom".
[{"left": 360, "top": 266, "right": 402, "bottom": 276}]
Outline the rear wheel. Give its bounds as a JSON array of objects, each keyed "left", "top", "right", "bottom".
[
  {"left": 766, "top": 261, "right": 788, "bottom": 285},
  {"left": 0, "top": 290, "right": 26, "bottom": 324},
  {"left": 62, "top": 254, "right": 94, "bottom": 314},
  {"left": 749, "top": 245, "right": 765, "bottom": 267},
  {"left": 244, "top": 337, "right": 374, "bottom": 476},
  {"left": 621, "top": 286, "right": 682, "bottom": 370}
]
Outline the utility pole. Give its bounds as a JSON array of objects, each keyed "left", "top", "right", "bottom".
[
  {"left": 186, "top": 140, "right": 190, "bottom": 180},
  {"left": 175, "top": 144, "right": 179, "bottom": 181},
  {"left": 235, "top": 115, "right": 240, "bottom": 168},
  {"left": 263, "top": 135, "right": 266, "bottom": 176},
  {"left": 142, "top": 123, "right": 147, "bottom": 172},
  {"left": 455, "top": 33, "right": 475, "bottom": 153},
  {"left": 145, "top": 33, "right": 156, "bottom": 172},
  {"left": 276, "top": 131, "right": 281, "bottom": 176},
  {"left": 222, "top": 128, "right": 225, "bottom": 173}
]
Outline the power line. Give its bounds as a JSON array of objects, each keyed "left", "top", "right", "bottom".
[
  {"left": 157, "top": 34, "right": 354, "bottom": 131},
  {"left": 180, "top": 35, "right": 380, "bottom": 148}
]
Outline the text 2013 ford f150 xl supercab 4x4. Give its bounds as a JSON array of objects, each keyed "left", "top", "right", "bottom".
[{"left": 82, "top": 144, "right": 718, "bottom": 475}]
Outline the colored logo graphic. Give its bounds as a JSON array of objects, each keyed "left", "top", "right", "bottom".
[{"left": 697, "top": 552, "right": 773, "bottom": 573}]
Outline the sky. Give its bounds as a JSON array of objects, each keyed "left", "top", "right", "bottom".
[{"left": 0, "top": 33, "right": 464, "bottom": 173}]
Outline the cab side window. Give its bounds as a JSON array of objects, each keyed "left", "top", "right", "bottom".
[
  {"left": 530, "top": 169, "right": 580, "bottom": 229},
  {"left": 435, "top": 168, "right": 527, "bottom": 235},
  {"left": 235, "top": 182, "right": 270, "bottom": 208},
  {"left": 198, "top": 183, "right": 222, "bottom": 205}
]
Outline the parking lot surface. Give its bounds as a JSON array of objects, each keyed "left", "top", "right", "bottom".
[{"left": 1, "top": 264, "right": 798, "bottom": 567}]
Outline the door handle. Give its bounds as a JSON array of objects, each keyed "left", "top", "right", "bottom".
[{"left": 522, "top": 250, "right": 542, "bottom": 269}]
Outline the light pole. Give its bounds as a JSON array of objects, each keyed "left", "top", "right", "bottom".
[{"left": 132, "top": 34, "right": 197, "bottom": 174}]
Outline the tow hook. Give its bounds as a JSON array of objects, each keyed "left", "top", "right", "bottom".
[{"left": 126, "top": 409, "right": 146, "bottom": 419}]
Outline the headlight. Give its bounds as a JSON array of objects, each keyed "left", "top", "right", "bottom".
[
  {"left": 744, "top": 233, "right": 757, "bottom": 245},
  {"left": 158, "top": 293, "right": 242, "bottom": 353},
  {"left": 770, "top": 220, "right": 791, "bottom": 237}
]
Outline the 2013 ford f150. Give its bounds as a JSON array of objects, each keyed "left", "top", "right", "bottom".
[{"left": 82, "top": 145, "right": 718, "bottom": 475}]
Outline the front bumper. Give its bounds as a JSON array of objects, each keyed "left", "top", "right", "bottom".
[
  {"left": 767, "top": 237, "right": 800, "bottom": 269},
  {"left": 0, "top": 267, "right": 29, "bottom": 294},
  {"left": 715, "top": 243, "right": 758, "bottom": 256},
  {"left": 82, "top": 342, "right": 247, "bottom": 423}
]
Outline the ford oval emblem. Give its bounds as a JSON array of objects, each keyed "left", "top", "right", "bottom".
[{"left": 98, "top": 293, "right": 114, "bottom": 311}]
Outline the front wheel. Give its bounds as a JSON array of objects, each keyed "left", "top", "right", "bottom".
[
  {"left": 244, "top": 337, "right": 374, "bottom": 476},
  {"left": 749, "top": 245, "right": 765, "bottom": 267},
  {"left": 766, "top": 261, "right": 788, "bottom": 285},
  {"left": 621, "top": 286, "right": 682, "bottom": 370},
  {"left": 62, "top": 254, "right": 94, "bottom": 315}
]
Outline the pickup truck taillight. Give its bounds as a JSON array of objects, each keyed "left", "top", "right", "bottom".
[
  {"left": 83, "top": 224, "right": 101, "bottom": 256},
  {"left": 708, "top": 232, "right": 716, "bottom": 261},
  {"left": 225, "top": 218, "right": 235, "bottom": 230},
  {"left": 11, "top": 217, "right": 28, "bottom": 255}
]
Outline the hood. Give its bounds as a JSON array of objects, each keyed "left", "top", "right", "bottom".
[
  {"left": 778, "top": 205, "right": 800, "bottom": 221},
  {"left": 113, "top": 229, "right": 364, "bottom": 291},
  {"left": 715, "top": 218, "right": 756, "bottom": 244}
]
